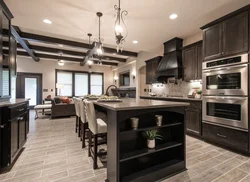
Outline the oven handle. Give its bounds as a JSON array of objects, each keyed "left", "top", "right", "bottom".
[
  {"left": 203, "top": 96, "right": 247, "bottom": 101},
  {"left": 203, "top": 64, "right": 247, "bottom": 73}
]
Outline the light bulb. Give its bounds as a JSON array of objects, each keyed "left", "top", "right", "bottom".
[
  {"left": 58, "top": 60, "right": 64, "bottom": 66},
  {"left": 87, "top": 60, "right": 93, "bottom": 65},
  {"left": 115, "top": 25, "right": 123, "bottom": 34},
  {"left": 96, "top": 47, "right": 103, "bottom": 55}
]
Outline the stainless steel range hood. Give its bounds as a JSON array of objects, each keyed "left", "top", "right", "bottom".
[{"left": 156, "top": 37, "right": 183, "bottom": 81}]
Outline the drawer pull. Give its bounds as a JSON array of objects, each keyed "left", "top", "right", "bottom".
[
  {"left": 18, "top": 108, "right": 24, "bottom": 112},
  {"left": 217, "top": 134, "right": 227, "bottom": 138},
  {"left": 18, "top": 117, "right": 24, "bottom": 120}
]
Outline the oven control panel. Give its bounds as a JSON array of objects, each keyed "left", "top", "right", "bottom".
[{"left": 206, "top": 56, "right": 241, "bottom": 68}]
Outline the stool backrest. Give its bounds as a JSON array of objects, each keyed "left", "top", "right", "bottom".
[
  {"left": 79, "top": 99, "right": 86, "bottom": 123},
  {"left": 73, "top": 97, "right": 80, "bottom": 117},
  {"left": 85, "top": 100, "right": 97, "bottom": 134}
]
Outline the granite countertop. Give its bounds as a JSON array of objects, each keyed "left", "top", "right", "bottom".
[
  {"left": 0, "top": 98, "right": 30, "bottom": 107},
  {"left": 140, "top": 95, "right": 202, "bottom": 102},
  {"left": 94, "top": 98, "right": 189, "bottom": 111}
]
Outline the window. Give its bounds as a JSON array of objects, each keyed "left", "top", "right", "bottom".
[
  {"left": 90, "top": 74, "right": 103, "bottom": 95},
  {"left": 75, "top": 73, "right": 88, "bottom": 96},
  {"left": 2, "top": 69, "right": 9, "bottom": 96},
  {"left": 57, "top": 72, "right": 72, "bottom": 96},
  {"left": 56, "top": 70, "right": 104, "bottom": 97}
]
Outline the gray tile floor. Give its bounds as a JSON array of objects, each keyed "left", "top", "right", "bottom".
[{"left": 0, "top": 110, "right": 250, "bottom": 182}]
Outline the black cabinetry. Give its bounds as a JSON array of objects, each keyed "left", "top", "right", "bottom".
[
  {"left": 145, "top": 56, "right": 162, "bottom": 84},
  {"left": 182, "top": 41, "right": 203, "bottom": 81},
  {"left": 0, "top": 101, "right": 29, "bottom": 172},
  {"left": 201, "top": 10, "right": 249, "bottom": 60}
]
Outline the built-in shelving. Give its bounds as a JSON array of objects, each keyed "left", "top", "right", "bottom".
[
  {"left": 120, "top": 141, "right": 182, "bottom": 162},
  {"left": 120, "top": 121, "right": 182, "bottom": 134},
  {"left": 121, "top": 159, "right": 184, "bottom": 182}
]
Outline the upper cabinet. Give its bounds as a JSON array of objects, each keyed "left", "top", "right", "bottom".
[
  {"left": 145, "top": 56, "right": 162, "bottom": 84},
  {"left": 182, "top": 41, "right": 202, "bottom": 81},
  {"left": 222, "top": 12, "right": 248, "bottom": 56},
  {"left": 201, "top": 9, "right": 249, "bottom": 61}
]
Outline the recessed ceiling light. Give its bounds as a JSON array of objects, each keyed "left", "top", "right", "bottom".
[
  {"left": 133, "top": 40, "right": 138, "bottom": 44},
  {"left": 113, "top": 53, "right": 117, "bottom": 55},
  {"left": 169, "top": 14, "right": 178, "bottom": 20},
  {"left": 43, "top": 19, "right": 52, "bottom": 24},
  {"left": 58, "top": 44, "right": 63, "bottom": 47}
]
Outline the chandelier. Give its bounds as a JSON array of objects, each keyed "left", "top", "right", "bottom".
[{"left": 114, "top": 0, "right": 128, "bottom": 52}]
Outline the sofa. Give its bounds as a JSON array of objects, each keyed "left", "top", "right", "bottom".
[{"left": 51, "top": 99, "right": 76, "bottom": 119}]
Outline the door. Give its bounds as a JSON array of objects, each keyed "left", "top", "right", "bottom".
[
  {"left": 183, "top": 46, "right": 196, "bottom": 81},
  {"left": 202, "top": 96, "right": 248, "bottom": 130},
  {"left": 197, "top": 44, "right": 203, "bottom": 79},
  {"left": 16, "top": 73, "right": 42, "bottom": 108},
  {"left": 10, "top": 118, "right": 18, "bottom": 161},
  {"left": 223, "top": 11, "right": 248, "bottom": 56},
  {"left": 203, "top": 23, "right": 222, "bottom": 60},
  {"left": 18, "top": 113, "right": 27, "bottom": 147},
  {"left": 186, "top": 108, "right": 201, "bottom": 135}
]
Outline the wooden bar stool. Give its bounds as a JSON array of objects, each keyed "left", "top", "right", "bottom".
[{"left": 85, "top": 100, "right": 107, "bottom": 169}]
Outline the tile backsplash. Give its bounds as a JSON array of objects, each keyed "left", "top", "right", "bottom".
[{"left": 150, "top": 79, "right": 202, "bottom": 96}]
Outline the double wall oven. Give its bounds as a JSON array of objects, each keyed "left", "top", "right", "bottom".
[{"left": 202, "top": 54, "right": 249, "bottom": 130}]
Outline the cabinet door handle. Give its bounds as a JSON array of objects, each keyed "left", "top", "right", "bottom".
[
  {"left": 18, "top": 108, "right": 24, "bottom": 112},
  {"left": 217, "top": 133, "right": 227, "bottom": 138},
  {"left": 18, "top": 117, "right": 24, "bottom": 120}
]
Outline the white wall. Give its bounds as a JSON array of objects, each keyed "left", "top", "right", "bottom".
[
  {"left": 17, "top": 57, "right": 113, "bottom": 98},
  {"left": 183, "top": 32, "right": 203, "bottom": 46}
]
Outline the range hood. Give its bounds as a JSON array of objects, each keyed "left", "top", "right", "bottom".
[{"left": 156, "top": 37, "right": 183, "bottom": 81}]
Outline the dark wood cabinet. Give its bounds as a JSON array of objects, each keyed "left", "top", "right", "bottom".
[
  {"left": 0, "top": 101, "right": 29, "bottom": 172},
  {"left": 182, "top": 41, "right": 202, "bottom": 81},
  {"left": 182, "top": 46, "right": 197, "bottom": 81},
  {"left": 10, "top": 118, "right": 18, "bottom": 160},
  {"left": 202, "top": 10, "right": 249, "bottom": 61},
  {"left": 186, "top": 108, "right": 201, "bottom": 136},
  {"left": 145, "top": 56, "right": 162, "bottom": 84},
  {"left": 222, "top": 12, "right": 248, "bottom": 56},
  {"left": 203, "top": 122, "right": 248, "bottom": 153},
  {"left": 203, "top": 24, "right": 222, "bottom": 60}
]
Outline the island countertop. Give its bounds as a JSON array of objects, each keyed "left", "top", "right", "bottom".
[
  {"left": 94, "top": 98, "right": 189, "bottom": 111},
  {"left": 0, "top": 98, "right": 30, "bottom": 107}
]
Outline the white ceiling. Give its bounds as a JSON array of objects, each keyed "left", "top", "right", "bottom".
[{"left": 5, "top": 0, "right": 250, "bottom": 53}]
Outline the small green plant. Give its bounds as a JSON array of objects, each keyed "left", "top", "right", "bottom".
[
  {"left": 144, "top": 130, "right": 163, "bottom": 140},
  {"left": 196, "top": 90, "right": 202, "bottom": 94}
]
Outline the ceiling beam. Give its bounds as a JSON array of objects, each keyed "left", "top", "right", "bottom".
[
  {"left": 11, "top": 26, "right": 40, "bottom": 62},
  {"left": 19, "top": 32, "right": 138, "bottom": 57},
  {"left": 12, "top": 50, "right": 118, "bottom": 66}
]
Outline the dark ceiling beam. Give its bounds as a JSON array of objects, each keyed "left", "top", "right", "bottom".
[
  {"left": 11, "top": 26, "right": 40, "bottom": 62},
  {"left": 19, "top": 32, "right": 138, "bottom": 57},
  {"left": 12, "top": 50, "right": 118, "bottom": 66},
  {"left": 3, "top": 41, "right": 126, "bottom": 62}
]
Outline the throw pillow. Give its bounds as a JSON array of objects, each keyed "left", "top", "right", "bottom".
[{"left": 54, "top": 97, "right": 62, "bottom": 104}]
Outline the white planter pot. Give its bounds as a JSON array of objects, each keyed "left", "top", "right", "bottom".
[
  {"left": 147, "top": 139, "right": 155, "bottom": 149},
  {"left": 196, "top": 94, "right": 201, "bottom": 99}
]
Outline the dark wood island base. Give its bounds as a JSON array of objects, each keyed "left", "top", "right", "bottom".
[{"left": 94, "top": 99, "right": 189, "bottom": 182}]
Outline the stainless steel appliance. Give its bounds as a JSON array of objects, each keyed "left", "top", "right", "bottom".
[
  {"left": 202, "top": 96, "right": 248, "bottom": 130},
  {"left": 202, "top": 54, "right": 248, "bottom": 96}
]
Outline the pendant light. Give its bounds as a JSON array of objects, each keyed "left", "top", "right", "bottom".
[
  {"left": 96, "top": 12, "right": 104, "bottom": 56},
  {"left": 114, "top": 0, "right": 128, "bottom": 52},
  {"left": 87, "top": 33, "right": 93, "bottom": 66}
]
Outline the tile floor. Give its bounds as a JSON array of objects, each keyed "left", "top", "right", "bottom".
[{"left": 0, "top": 110, "right": 250, "bottom": 182}]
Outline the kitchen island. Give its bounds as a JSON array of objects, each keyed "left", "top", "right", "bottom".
[{"left": 94, "top": 99, "right": 189, "bottom": 182}]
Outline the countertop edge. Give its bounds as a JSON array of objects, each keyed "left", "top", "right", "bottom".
[{"left": 140, "top": 95, "right": 202, "bottom": 102}]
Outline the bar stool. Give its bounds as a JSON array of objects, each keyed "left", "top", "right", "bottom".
[
  {"left": 73, "top": 97, "right": 81, "bottom": 137},
  {"left": 79, "top": 99, "right": 88, "bottom": 148},
  {"left": 85, "top": 100, "right": 107, "bottom": 169}
]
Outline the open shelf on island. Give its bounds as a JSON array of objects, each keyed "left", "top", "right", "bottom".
[
  {"left": 120, "top": 121, "right": 182, "bottom": 134},
  {"left": 121, "top": 159, "right": 185, "bottom": 182},
  {"left": 120, "top": 141, "right": 182, "bottom": 162}
]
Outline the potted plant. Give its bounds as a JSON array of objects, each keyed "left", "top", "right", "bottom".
[
  {"left": 144, "top": 130, "right": 163, "bottom": 149},
  {"left": 196, "top": 90, "right": 202, "bottom": 99}
]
